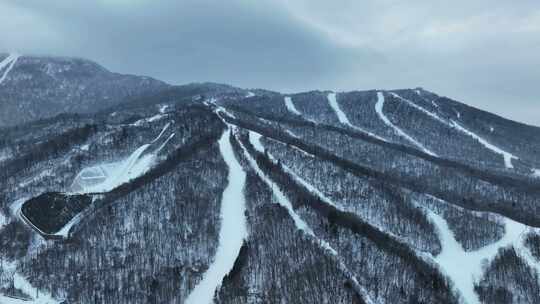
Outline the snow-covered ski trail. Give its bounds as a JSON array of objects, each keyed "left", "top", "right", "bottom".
[
  {"left": 391, "top": 92, "right": 518, "bottom": 169},
  {"left": 284, "top": 96, "right": 301, "bottom": 115},
  {"left": 390, "top": 92, "right": 447, "bottom": 125},
  {"left": 327, "top": 92, "right": 385, "bottom": 141},
  {"left": 420, "top": 199, "right": 537, "bottom": 304},
  {"left": 185, "top": 128, "right": 248, "bottom": 304},
  {"left": 0, "top": 53, "right": 20, "bottom": 85},
  {"left": 450, "top": 121, "right": 518, "bottom": 169},
  {"left": 375, "top": 92, "right": 437, "bottom": 156},
  {"left": 246, "top": 131, "right": 375, "bottom": 304}
]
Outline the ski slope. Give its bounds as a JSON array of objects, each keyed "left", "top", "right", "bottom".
[
  {"left": 0, "top": 53, "right": 20, "bottom": 85},
  {"left": 247, "top": 131, "right": 375, "bottom": 304},
  {"left": 284, "top": 96, "right": 301, "bottom": 115},
  {"left": 327, "top": 92, "right": 386, "bottom": 141},
  {"left": 422, "top": 199, "right": 536, "bottom": 304},
  {"left": 376, "top": 92, "right": 437, "bottom": 156},
  {"left": 450, "top": 121, "right": 518, "bottom": 169},
  {"left": 185, "top": 129, "right": 247, "bottom": 304},
  {"left": 391, "top": 92, "right": 518, "bottom": 169}
]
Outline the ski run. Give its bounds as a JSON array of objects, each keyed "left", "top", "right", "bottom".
[
  {"left": 246, "top": 131, "right": 375, "bottom": 304},
  {"left": 420, "top": 198, "right": 539, "bottom": 304},
  {"left": 284, "top": 96, "right": 301, "bottom": 115},
  {"left": 248, "top": 130, "right": 540, "bottom": 304},
  {"left": 450, "top": 121, "right": 517, "bottom": 169},
  {"left": 327, "top": 92, "right": 385, "bottom": 141},
  {"left": 185, "top": 128, "right": 248, "bottom": 304},
  {"left": 390, "top": 92, "right": 518, "bottom": 169},
  {"left": 0, "top": 53, "right": 20, "bottom": 85},
  {"left": 376, "top": 92, "right": 437, "bottom": 156}
]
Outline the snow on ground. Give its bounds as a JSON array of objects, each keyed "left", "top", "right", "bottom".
[
  {"left": 375, "top": 92, "right": 437, "bottom": 156},
  {"left": 390, "top": 93, "right": 447, "bottom": 125},
  {"left": 242, "top": 132, "right": 312, "bottom": 234},
  {"left": 245, "top": 91, "right": 255, "bottom": 97},
  {"left": 18, "top": 169, "right": 53, "bottom": 189},
  {"left": 532, "top": 169, "right": 540, "bottom": 178},
  {"left": 158, "top": 104, "right": 169, "bottom": 114},
  {"left": 391, "top": 92, "right": 518, "bottom": 169},
  {"left": 10, "top": 198, "right": 28, "bottom": 217},
  {"left": 327, "top": 92, "right": 351, "bottom": 126},
  {"left": 327, "top": 92, "right": 386, "bottom": 141},
  {"left": 450, "top": 121, "right": 517, "bottom": 169},
  {"left": 215, "top": 105, "right": 237, "bottom": 119},
  {"left": 284, "top": 129, "right": 299, "bottom": 138},
  {"left": 0, "top": 261, "right": 60, "bottom": 304},
  {"left": 421, "top": 199, "right": 535, "bottom": 304},
  {"left": 71, "top": 123, "right": 172, "bottom": 193},
  {"left": 0, "top": 211, "right": 6, "bottom": 230},
  {"left": 0, "top": 53, "right": 20, "bottom": 85},
  {"left": 246, "top": 131, "right": 375, "bottom": 304},
  {"left": 0, "top": 151, "right": 11, "bottom": 163},
  {"left": 284, "top": 96, "right": 301, "bottom": 116},
  {"left": 131, "top": 113, "right": 167, "bottom": 126},
  {"left": 185, "top": 129, "right": 248, "bottom": 304}
]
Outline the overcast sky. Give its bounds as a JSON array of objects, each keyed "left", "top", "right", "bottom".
[{"left": 1, "top": 0, "right": 539, "bottom": 126}]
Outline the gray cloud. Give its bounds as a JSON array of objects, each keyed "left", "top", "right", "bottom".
[{"left": 1, "top": 0, "right": 539, "bottom": 126}]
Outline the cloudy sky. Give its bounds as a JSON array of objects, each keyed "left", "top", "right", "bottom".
[{"left": 1, "top": 0, "right": 539, "bottom": 125}]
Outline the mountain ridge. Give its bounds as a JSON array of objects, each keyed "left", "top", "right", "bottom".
[{"left": 1, "top": 53, "right": 539, "bottom": 304}]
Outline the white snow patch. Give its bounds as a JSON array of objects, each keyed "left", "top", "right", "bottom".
[
  {"left": 490, "top": 126, "right": 494, "bottom": 133},
  {"left": 245, "top": 91, "right": 255, "bottom": 97},
  {"left": 185, "top": 129, "right": 247, "bottom": 304},
  {"left": 71, "top": 123, "right": 172, "bottom": 193},
  {"left": 284, "top": 129, "right": 299, "bottom": 138},
  {"left": 284, "top": 96, "right": 301, "bottom": 115},
  {"left": 327, "top": 92, "right": 352, "bottom": 126},
  {"left": 0, "top": 53, "right": 20, "bottom": 85},
  {"left": 532, "top": 169, "right": 540, "bottom": 178},
  {"left": 215, "top": 106, "right": 237, "bottom": 119},
  {"left": 376, "top": 92, "right": 437, "bottom": 156},
  {"left": 422, "top": 202, "right": 530, "bottom": 304},
  {"left": 158, "top": 104, "right": 169, "bottom": 114},
  {"left": 450, "top": 120, "right": 517, "bottom": 169},
  {"left": 132, "top": 114, "right": 166, "bottom": 126},
  {"left": 327, "top": 92, "right": 386, "bottom": 140},
  {"left": 0, "top": 211, "right": 7, "bottom": 230}
]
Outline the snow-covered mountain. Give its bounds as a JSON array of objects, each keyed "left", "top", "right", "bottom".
[
  {"left": 0, "top": 53, "right": 168, "bottom": 127},
  {"left": 1, "top": 54, "right": 539, "bottom": 304}
]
